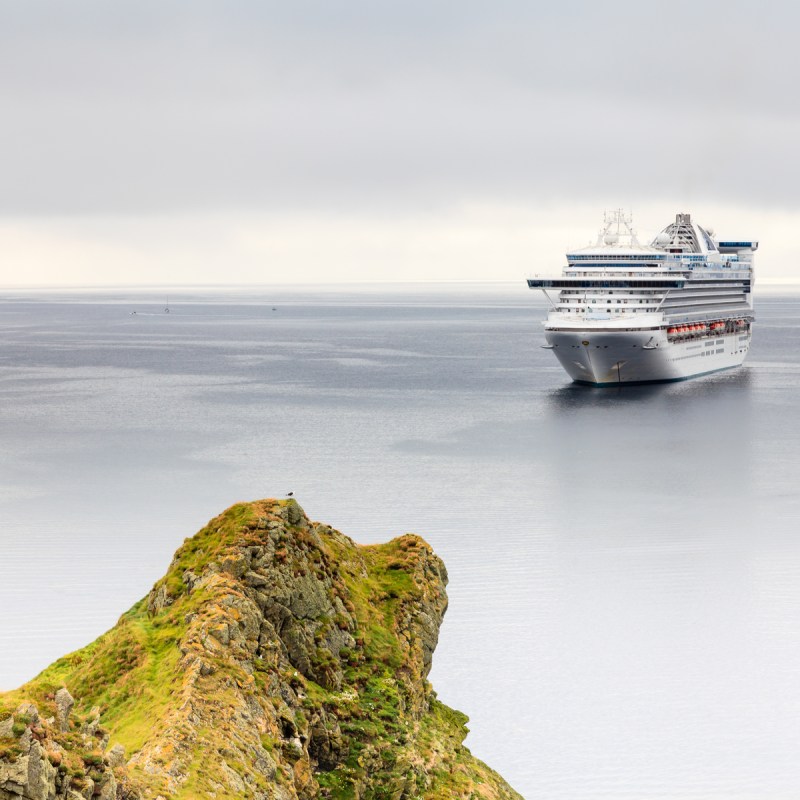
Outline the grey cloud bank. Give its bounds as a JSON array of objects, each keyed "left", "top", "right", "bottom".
[{"left": 0, "top": 0, "right": 796, "bottom": 283}]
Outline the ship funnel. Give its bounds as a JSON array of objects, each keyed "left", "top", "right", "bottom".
[{"left": 676, "top": 213, "right": 691, "bottom": 224}]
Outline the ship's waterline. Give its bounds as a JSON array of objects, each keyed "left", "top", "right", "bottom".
[{"left": 530, "top": 211, "right": 757, "bottom": 385}]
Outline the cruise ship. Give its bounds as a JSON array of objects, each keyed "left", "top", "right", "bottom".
[{"left": 528, "top": 211, "right": 757, "bottom": 385}]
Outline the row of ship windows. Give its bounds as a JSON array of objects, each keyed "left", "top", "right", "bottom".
[
  {"left": 565, "top": 272, "right": 676, "bottom": 277},
  {"left": 560, "top": 290, "right": 662, "bottom": 296},
  {"left": 561, "top": 298, "right": 654, "bottom": 304},
  {"left": 672, "top": 349, "right": 727, "bottom": 362},
  {"left": 559, "top": 289, "right": 741, "bottom": 296},
  {"left": 567, "top": 255, "right": 668, "bottom": 261},
  {"left": 565, "top": 256, "right": 741, "bottom": 265},
  {"left": 562, "top": 256, "right": 740, "bottom": 264},
  {"left": 564, "top": 270, "right": 749, "bottom": 277},
  {"left": 558, "top": 308, "right": 656, "bottom": 313},
  {"left": 560, "top": 295, "right": 742, "bottom": 303}
]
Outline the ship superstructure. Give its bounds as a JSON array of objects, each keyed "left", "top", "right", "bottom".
[{"left": 528, "top": 211, "right": 757, "bottom": 385}]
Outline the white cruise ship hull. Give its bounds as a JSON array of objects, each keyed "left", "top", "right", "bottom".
[{"left": 545, "top": 327, "right": 752, "bottom": 386}]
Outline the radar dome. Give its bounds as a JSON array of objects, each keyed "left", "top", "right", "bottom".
[
  {"left": 705, "top": 226, "right": 715, "bottom": 237},
  {"left": 655, "top": 232, "right": 671, "bottom": 246},
  {"left": 604, "top": 233, "right": 619, "bottom": 245}
]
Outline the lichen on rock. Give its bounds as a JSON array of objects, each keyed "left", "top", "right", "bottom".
[{"left": 0, "top": 498, "right": 522, "bottom": 800}]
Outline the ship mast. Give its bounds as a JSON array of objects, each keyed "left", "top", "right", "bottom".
[{"left": 596, "top": 209, "right": 640, "bottom": 248}]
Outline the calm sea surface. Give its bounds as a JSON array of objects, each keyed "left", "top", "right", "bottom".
[{"left": 1, "top": 283, "right": 799, "bottom": 799}]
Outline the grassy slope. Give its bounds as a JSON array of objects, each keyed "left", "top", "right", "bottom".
[{"left": 0, "top": 500, "right": 522, "bottom": 800}]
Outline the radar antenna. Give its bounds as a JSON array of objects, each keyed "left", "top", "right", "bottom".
[{"left": 596, "top": 209, "right": 641, "bottom": 247}]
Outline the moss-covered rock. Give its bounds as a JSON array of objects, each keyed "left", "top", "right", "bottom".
[{"left": 0, "top": 498, "right": 522, "bottom": 800}]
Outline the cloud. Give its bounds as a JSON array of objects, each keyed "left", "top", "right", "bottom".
[
  {"left": 1, "top": 1, "right": 798, "bottom": 216},
  {"left": 0, "top": 1, "right": 796, "bottom": 283}
]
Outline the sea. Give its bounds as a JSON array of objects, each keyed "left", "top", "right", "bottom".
[{"left": 1, "top": 283, "right": 799, "bottom": 799}]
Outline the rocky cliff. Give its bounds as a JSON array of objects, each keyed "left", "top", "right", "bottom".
[{"left": 0, "top": 499, "right": 522, "bottom": 800}]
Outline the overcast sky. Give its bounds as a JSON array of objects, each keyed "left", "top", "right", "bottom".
[{"left": 1, "top": 0, "right": 798, "bottom": 285}]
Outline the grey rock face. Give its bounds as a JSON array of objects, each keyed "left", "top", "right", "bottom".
[
  {"left": 54, "top": 690, "right": 74, "bottom": 734},
  {"left": 308, "top": 710, "right": 346, "bottom": 771},
  {"left": 15, "top": 704, "right": 39, "bottom": 727},
  {"left": 286, "top": 500, "right": 303, "bottom": 526},
  {"left": 0, "top": 699, "right": 118, "bottom": 800},
  {"left": 147, "top": 584, "right": 171, "bottom": 616},
  {"left": 107, "top": 744, "right": 126, "bottom": 769},
  {"left": 0, "top": 738, "right": 57, "bottom": 800}
]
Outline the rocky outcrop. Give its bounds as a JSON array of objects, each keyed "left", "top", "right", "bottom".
[
  {"left": 0, "top": 710, "right": 117, "bottom": 800},
  {"left": 0, "top": 499, "right": 522, "bottom": 800},
  {"left": 54, "top": 690, "right": 73, "bottom": 735}
]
